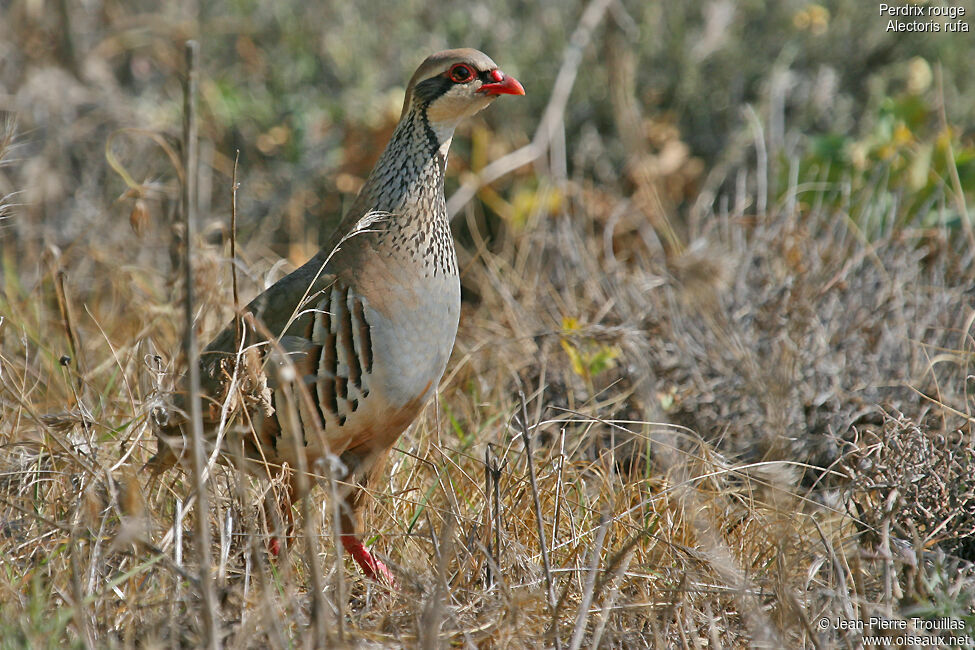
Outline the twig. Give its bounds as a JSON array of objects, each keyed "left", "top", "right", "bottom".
[
  {"left": 445, "top": 0, "right": 614, "bottom": 218},
  {"left": 324, "top": 449, "right": 347, "bottom": 622},
  {"left": 518, "top": 391, "right": 561, "bottom": 649},
  {"left": 241, "top": 535, "right": 252, "bottom": 629},
  {"left": 483, "top": 446, "right": 493, "bottom": 588},
  {"left": 53, "top": 267, "right": 84, "bottom": 389},
  {"left": 492, "top": 449, "right": 504, "bottom": 587},
  {"left": 419, "top": 512, "right": 453, "bottom": 649},
  {"left": 568, "top": 510, "right": 610, "bottom": 650},
  {"left": 589, "top": 549, "right": 633, "bottom": 648},
  {"left": 231, "top": 150, "right": 243, "bottom": 348},
  {"left": 218, "top": 508, "right": 232, "bottom": 585},
  {"left": 174, "top": 497, "right": 183, "bottom": 568},
  {"left": 483, "top": 445, "right": 505, "bottom": 588},
  {"left": 181, "top": 39, "right": 221, "bottom": 649},
  {"left": 552, "top": 427, "right": 565, "bottom": 545},
  {"left": 69, "top": 497, "right": 95, "bottom": 650},
  {"left": 277, "top": 380, "right": 329, "bottom": 646}
]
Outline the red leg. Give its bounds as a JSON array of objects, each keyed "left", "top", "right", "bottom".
[
  {"left": 268, "top": 536, "right": 282, "bottom": 557},
  {"left": 341, "top": 534, "right": 396, "bottom": 586},
  {"left": 337, "top": 450, "right": 397, "bottom": 586}
]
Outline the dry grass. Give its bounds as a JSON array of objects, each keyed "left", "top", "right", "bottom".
[
  {"left": 3, "top": 4, "right": 975, "bottom": 647},
  {"left": 3, "top": 125, "right": 974, "bottom": 646}
]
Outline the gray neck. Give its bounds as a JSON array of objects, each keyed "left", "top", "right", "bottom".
[
  {"left": 362, "top": 108, "right": 453, "bottom": 213},
  {"left": 359, "top": 108, "right": 458, "bottom": 278}
]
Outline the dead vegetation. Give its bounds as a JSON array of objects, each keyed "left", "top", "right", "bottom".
[{"left": 2, "top": 1, "right": 975, "bottom": 648}]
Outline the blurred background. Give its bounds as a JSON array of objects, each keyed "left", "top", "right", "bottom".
[
  {"left": 3, "top": 0, "right": 973, "bottom": 256},
  {"left": 2, "top": 1, "right": 975, "bottom": 646}
]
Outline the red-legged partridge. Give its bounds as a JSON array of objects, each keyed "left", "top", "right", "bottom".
[{"left": 149, "top": 49, "right": 524, "bottom": 584}]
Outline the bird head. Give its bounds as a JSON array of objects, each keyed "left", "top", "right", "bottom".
[{"left": 400, "top": 48, "right": 525, "bottom": 134}]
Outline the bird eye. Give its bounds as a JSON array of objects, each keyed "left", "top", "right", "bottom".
[{"left": 448, "top": 63, "right": 475, "bottom": 83}]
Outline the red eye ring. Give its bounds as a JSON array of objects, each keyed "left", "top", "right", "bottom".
[{"left": 448, "top": 63, "right": 475, "bottom": 83}]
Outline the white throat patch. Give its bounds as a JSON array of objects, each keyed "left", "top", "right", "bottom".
[{"left": 428, "top": 120, "right": 458, "bottom": 160}]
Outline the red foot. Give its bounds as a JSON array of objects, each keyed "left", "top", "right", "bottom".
[
  {"left": 268, "top": 536, "right": 282, "bottom": 557},
  {"left": 341, "top": 534, "right": 397, "bottom": 587}
]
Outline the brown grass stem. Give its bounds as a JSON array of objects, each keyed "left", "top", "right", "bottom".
[
  {"left": 68, "top": 502, "right": 95, "bottom": 650},
  {"left": 491, "top": 449, "right": 504, "bottom": 587},
  {"left": 518, "top": 391, "right": 561, "bottom": 649},
  {"left": 230, "top": 150, "right": 242, "bottom": 349},
  {"left": 180, "top": 39, "right": 221, "bottom": 649},
  {"left": 589, "top": 549, "right": 633, "bottom": 648},
  {"left": 483, "top": 445, "right": 506, "bottom": 589},
  {"left": 277, "top": 380, "right": 330, "bottom": 646},
  {"left": 552, "top": 427, "right": 565, "bottom": 547},
  {"left": 53, "top": 268, "right": 84, "bottom": 389},
  {"left": 568, "top": 510, "right": 609, "bottom": 650},
  {"left": 483, "top": 446, "right": 493, "bottom": 588},
  {"left": 419, "top": 511, "right": 453, "bottom": 649}
]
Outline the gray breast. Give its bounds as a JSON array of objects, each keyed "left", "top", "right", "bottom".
[
  {"left": 271, "top": 271, "right": 459, "bottom": 452},
  {"left": 364, "top": 271, "right": 461, "bottom": 408}
]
